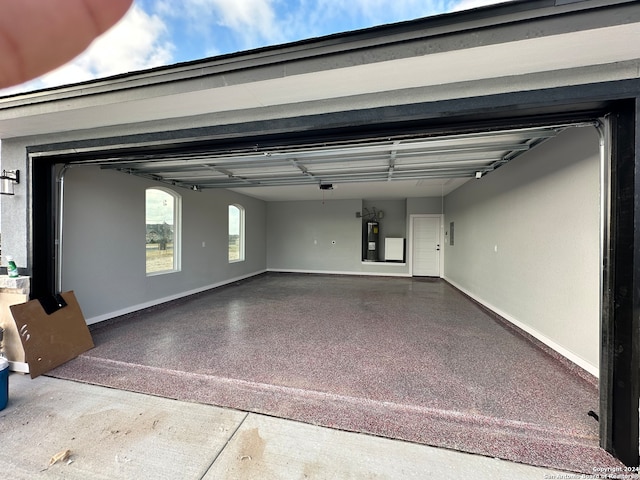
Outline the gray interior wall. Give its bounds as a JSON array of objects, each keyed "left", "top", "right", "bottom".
[
  {"left": 444, "top": 126, "right": 600, "bottom": 373},
  {"left": 406, "top": 197, "right": 445, "bottom": 216},
  {"left": 62, "top": 166, "right": 266, "bottom": 322},
  {"left": 266, "top": 199, "right": 365, "bottom": 272},
  {"left": 267, "top": 197, "right": 447, "bottom": 274}
]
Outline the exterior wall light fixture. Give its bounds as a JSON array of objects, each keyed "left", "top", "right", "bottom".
[{"left": 0, "top": 170, "right": 20, "bottom": 195}]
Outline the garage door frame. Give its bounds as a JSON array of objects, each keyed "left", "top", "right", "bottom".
[
  {"left": 601, "top": 102, "right": 640, "bottom": 466},
  {"left": 27, "top": 82, "right": 640, "bottom": 467}
]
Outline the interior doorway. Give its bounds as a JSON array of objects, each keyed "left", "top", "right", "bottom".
[{"left": 410, "top": 214, "right": 442, "bottom": 277}]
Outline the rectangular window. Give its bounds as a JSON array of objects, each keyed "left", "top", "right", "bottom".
[
  {"left": 229, "top": 204, "right": 245, "bottom": 262},
  {"left": 146, "top": 188, "right": 181, "bottom": 275}
]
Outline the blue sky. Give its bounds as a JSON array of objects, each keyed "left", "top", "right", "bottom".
[{"left": 1, "top": 0, "right": 512, "bottom": 96}]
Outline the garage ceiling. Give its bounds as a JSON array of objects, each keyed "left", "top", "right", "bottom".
[{"left": 93, "top": 124, "right": 584, "bottom": 200}]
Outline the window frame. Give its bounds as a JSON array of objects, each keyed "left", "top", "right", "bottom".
[
  {"left": 145, "top": 187, "right": 182, "bottom": 276},
  {"left": 228, "top": 204, "right": 245, "bottom": 263}
]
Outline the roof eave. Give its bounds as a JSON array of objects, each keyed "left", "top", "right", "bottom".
[{"left": 0, "top": 0, "right": 626, "bottom": 107}]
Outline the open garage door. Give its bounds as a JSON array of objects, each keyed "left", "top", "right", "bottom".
[{"left": 78, "top": 124, "right": 592, "bottom": 192}]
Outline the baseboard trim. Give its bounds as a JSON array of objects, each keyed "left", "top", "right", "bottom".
[
  {"left": 444, "top": 276, "right": 599, "bottom": 380},
  {"left": 85, "top": 270, "right": 267, "bottom": 325},
  {"left": 267, "top": 268, "right": 411, "bottom": 278}
]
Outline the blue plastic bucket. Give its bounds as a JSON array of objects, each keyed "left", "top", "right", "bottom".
[{"left": 0, "top": 357, "right": 8, "bottom": 410}]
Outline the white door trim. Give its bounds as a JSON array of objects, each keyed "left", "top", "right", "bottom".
[{"left": 409, "top": 214, "right": 444, "bottom": 277}]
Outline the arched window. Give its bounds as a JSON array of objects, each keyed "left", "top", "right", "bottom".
[
  {"left": 146, "top": 187, "right": 181, "bottom": 274},
  {"left": 228, "top": 204, "right": 245, "bottom": 262}
]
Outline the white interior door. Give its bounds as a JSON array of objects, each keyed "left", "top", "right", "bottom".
[{"left": 412, "top": 216, "right": 441, "bottom": 277}]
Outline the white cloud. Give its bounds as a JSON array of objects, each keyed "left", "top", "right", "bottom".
[
  {"left": 43, "top": 5, "right": 174, "bottom": 85},
  {"left": 165, "top": 0, "right": 443, "bottom": 53},
  {"left": 171, "top": 0, "right": 284, "bottom": 47},
  {"left": 450, "top": 0, "right": 513, "bottom": 12},
  {"left": 315, "top": 0, "right": 446, "bottom": 23},
  {"left": 268, "top": 0, "right": 450, "bottom": 48},
  {"left": 210, "top": 0, "right": 280, "bottom": 38},
  {"left": 319, "top": 0, "right": 511, "bottom": 21},
  {"left": 1, "top": 4, "right": 174, "bottom": 95}
]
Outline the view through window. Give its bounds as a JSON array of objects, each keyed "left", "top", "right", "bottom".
[
  {"left": 229, "top": 204, "right": 244, "bottom": 262},
  {"left": 146, "top": 188, "right": 180, "bottom": 274}
]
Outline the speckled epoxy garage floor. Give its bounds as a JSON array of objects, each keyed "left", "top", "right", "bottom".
[{"left": 49, "top": 273, "right": 628, "bottom": 475}]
